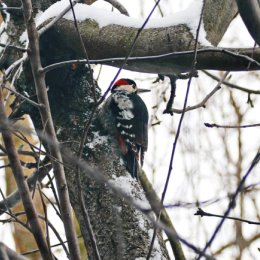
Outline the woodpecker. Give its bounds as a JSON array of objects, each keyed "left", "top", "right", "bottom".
[{"left": 98, "top": 78, "right": 149, "bottom": 178}]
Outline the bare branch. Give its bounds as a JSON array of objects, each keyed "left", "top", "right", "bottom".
[
  {"left": 163, "top": 75, "right": 178, "bottom": 115},
  {"left": 0, "top": 87, "right": 52, "bottom": 260},
  {"left": 0, "top": 6, "right": 22, "bottom": 11},
  {"left": 202, "top": 70, "right": 260, "bottom": 94},
  {"left": 3, "top": 84, "right": 43, "bottom": 109},
  {"left": 42, "top": 47, "right": 260, "bottom": 75},
  {"left": 0, "top": 164, "right": 52, "bottom": 215},
  {"left": 172, "top": 86, "right": 221, "bottom": 113},
  {"left": 168, "top": 71, "right": 228, "bottom": 114},
  {"left": 104, "top": 0, "right": 129, "bottom": 16},
  {"left": 195, "top": 208, "right": 260, "bottom": 225},
  {"left": 204, "top": 123, "right": 260, "bottom": 129},
  {"left": 0, "top": 242, "right": 29, "bottom": 260},
  {"left": 21, "top": 0, "right": 81, "bottom": 258},
  {"left": 197, "top": 149, "right": 260, "bottom": 259},
  {"left": 38, "top": 0, "right": 80, "bottom": 36},
  {"left": 0, "top": 43, "right": 27, "bottom": 52},
  {"left": 5, "top": 56, "right": 28, "bottom": 78},
  {"left": 139, "top": 170, "right": 186, "bottom": 260}
]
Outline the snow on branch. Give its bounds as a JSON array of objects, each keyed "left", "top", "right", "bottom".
[{"left": 36, "top": 0, "right": 210, "bottom": 45}]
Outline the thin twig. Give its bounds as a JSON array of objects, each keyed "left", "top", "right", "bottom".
[
  {"left": 0, "top": 186, "right": 13, "bottom": 218},
  {"left": 202, "top": 70, "right": 260, "bottom": 95},
  {"left": 4, "top": 63, "right": 24, "bottom": 106},
  {"left": 163, "top": 71, "right": 199, "bottom": 115},
  {"left": 0, "top": 6, "right": 22, "bottom": 11},
  {"left": 68, "top": 0, "right": 96, "bottom": 103},
  {"left": 40, "top": 187, "right": 62, "bottom": 219},
  {"left": 163, "top": 75, "right": 178, "bottom": 115},
  {"left": 3, "top": 84, "right": 43, "bottom": 108},
  {"left": 247, "top": 42, "right": 257, "bottom": 70},
  {"left": 222, "top": 49, "right": 260, "bottom": 66},
  {"left": 169, "top": 72, "right": 229, "bottom": 114},
  {"left": 196, "top": 149, "right": 260, "bottom": 259},
  {"left": 0, "top": 43, "right": 27, "bottom": 52},
  {"left": 153, "top": 0, "right": 164, "bottom": 17},
  {"left": 38, "top": 0, "right": 80, "bottom": 36},
  {"left": 43, "top": 45, "right": 260, "bottom": 73},
  {"left": 4, "top": 211, "right": 70, "bottom": 257},
  {"left": 37, "top": 185, "right": 53, "bottom": 257},
  {"left": 195, "top": 208, "right": 260, "bottom": 225},
  {"left": 172, "top": 86, "right": 221, "bottom": 113},
  {"left": 37, "top": 214, "right": 70, "bottom": 258},
  {"left": 21, "top": 235, "right": 83, "bottom": 256},
  {"left": 204, "top": 122, "right": 260, "bottom": 128},
  {"left": 5, "top": 54, "right": 28, "bottom": 78},
  {"left": 0, "top": 164, "right": 51, "bottom": 215},
  {"left": 104, "top": 0, "right": 129, "bottom": 16}
]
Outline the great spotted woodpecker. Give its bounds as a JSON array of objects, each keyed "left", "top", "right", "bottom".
[{"left": 98, "top": 78, "right": 149, "bottom": 178}]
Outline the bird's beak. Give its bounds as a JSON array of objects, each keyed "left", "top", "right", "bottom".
[{"left": 137, "top": 88, "right": 151, "bottom": 93}]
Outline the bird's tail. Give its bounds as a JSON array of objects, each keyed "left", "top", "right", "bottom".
[{"left": 124, "top": 150, "right": 139, "bottom": 179}]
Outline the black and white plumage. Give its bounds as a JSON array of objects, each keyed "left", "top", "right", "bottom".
[{"left": 98, "top": 78, "right": 149, "bottom": 178}]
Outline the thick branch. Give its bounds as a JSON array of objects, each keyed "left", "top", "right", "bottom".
[
  {"left": 236, "top": 0, "right": 260, "bottom": 46},
  {"left": 39, "top": 18, "right": 260, "bottom": 74},
  {"left": 0, "top": 242, "right": 29, "bottom": 260},
  {"left": 203, "top": 0, "right": 237, "bottom": 45},
  {"left": 139, "top": 170, "right": 186, "bottom": 260}
]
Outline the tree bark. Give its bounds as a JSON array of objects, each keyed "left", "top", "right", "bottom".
[{"left": 17, "top": 54, "right": 171, "bottom": 259}]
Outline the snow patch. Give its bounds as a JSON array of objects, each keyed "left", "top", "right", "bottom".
[
  {"left": 148, "top": 229, "right": 164, "bottom": 259},
  {"left": 109, "top": 175, "right": 150, "bottom": 207},
  {"left": 86, "top": 131, "right": 108, "bottom": 149},
  {"left": 33, "top": 0, "right": 210, "bottom": 46},
  {"left": 113, "top": 205, "right": 122, "bottom": 213},
  {"left": 109, "top": 175, "right": 135, "bottom": 197},
  {"left": 109, "top": 175, "right": 151, "bottom": 232}
]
